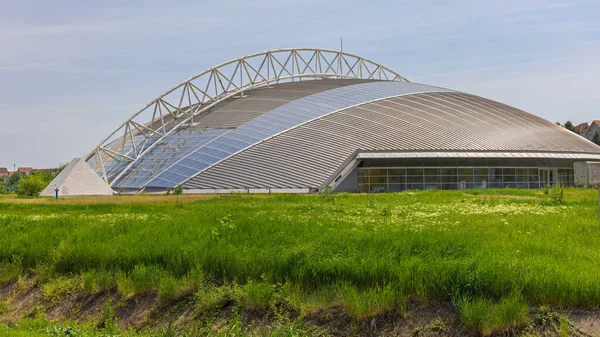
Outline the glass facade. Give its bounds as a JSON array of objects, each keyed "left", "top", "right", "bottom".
[{"left": 357, "top": 166, "right": 575, "bottom": 192}]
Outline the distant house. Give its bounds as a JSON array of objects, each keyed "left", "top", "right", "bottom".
[
  {"left": 574, "top": 122, "right": 589, "bottom": 137},
  {"left": 0, "top": 168, "right": 8, "bottom": 182},
  {"left": 17, "top": 167, "right": 33, "bottom": 177},
  {"left": 584, "top": 121, "right": 600, "bottom": 141}
]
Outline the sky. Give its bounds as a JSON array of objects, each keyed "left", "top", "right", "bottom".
[{"left": 1, "top": 0, "right": 599, "bottom": 169}]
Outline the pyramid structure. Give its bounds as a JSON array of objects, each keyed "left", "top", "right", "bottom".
[{"left": 40, "top": 158, "right": 114, "bottom": 197}]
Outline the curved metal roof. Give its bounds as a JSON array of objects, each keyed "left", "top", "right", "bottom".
[
  {"left": 183, "top": 90, "right": 600, "bottom": 190},
  {"left": 111, "top": 79, "right": 376, "bottom": 188},
  {"left": 113, "top": 80, "right": 450, "bottom": 189}
]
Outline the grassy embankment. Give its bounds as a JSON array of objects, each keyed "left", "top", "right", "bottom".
[{"left": 0, "top": 188, "right": 599, "bottom": 336}]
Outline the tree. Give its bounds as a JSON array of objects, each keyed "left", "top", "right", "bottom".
[
  {"left": 592, "top": 130, "right": 600, "bottom": 146},
  {"left": 7, "top": 172, "right": 22, "bottom": 193},
  {"left": 564, "top": 121, "right": 575, "bottom": 132},
  {"left": 17, "top": 174, "right": 48, "bottom": 197}
]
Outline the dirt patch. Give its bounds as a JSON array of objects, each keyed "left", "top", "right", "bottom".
[
  {"left": 567, "top": 310, "right": 600, "bottom": 336},
  {"left": 116, "top": 292, "right": 159, "bottom": 330},
  {"left": 302, "top": 300, "right": 470, "bottom": 337},
  {"left": 0, "top": 278, "right": 20, "bottom": 302}
]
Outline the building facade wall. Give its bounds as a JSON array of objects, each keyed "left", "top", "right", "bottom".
[{"left": 336, "top": 158, "right": 578, "bottom": 192}]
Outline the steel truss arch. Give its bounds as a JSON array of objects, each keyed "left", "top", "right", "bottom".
[{"left": 86, "top": 48, "right": 409, "bottom": 185}]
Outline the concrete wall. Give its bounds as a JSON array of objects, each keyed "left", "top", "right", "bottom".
[{"left": 335, "top": 166, "right": 358, "bottom": 192}]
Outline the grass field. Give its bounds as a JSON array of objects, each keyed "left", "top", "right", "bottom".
[{"left": 0, "top": 188, "right": 599, "bottom": 336}]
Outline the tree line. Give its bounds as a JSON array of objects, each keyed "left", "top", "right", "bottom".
[{"left": 1, "top": 164, "right": 67, "bottom": 197}]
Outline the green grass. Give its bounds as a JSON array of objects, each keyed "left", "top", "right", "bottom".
[
  {"left": 454, "top": 294, "right": 530, "bottom": 335},
  {"left": 1, "top": 188, "right": 599, "bottom": 332}
]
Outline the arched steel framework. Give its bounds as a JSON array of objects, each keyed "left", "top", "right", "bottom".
[{"left": 86, "top": 48, "right": 408, "bottom": 184}]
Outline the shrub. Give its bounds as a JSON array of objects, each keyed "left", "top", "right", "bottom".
[
  {"left": 17, "top": 174, "right": 48, "bottom": 197},
  {"left": 7, "top": 172, "right": 22, "bottom": 192},
  {"left": 173, "top": 186, "right": 183, "bottom": 195}
]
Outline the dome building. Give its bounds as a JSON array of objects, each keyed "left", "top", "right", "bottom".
[{"left": 86, "top": 48, "right": 600, "bottom": 193}]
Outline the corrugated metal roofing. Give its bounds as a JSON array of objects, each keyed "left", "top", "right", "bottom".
[
  {"left": 184, "top": 91, "right": 600, "bottom": 189},
  {"left": 356, "top": 152, "right": 600, "bottom": 160}
]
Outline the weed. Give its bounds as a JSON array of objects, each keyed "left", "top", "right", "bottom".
[
  {"left": 535, "top": 305, "right": 558, "bottom": 325},
  {"left": 195, "top": 283, "right": 243, "bottom": 315},
  {"left": 244, "top": 279, "right": 275, "bottom": 311},
  {"left": 212, "top": 213, "right": 236, "bottom": 238},
  {"left": 41, "top": 277, "right": 80, "bottom": 305},
  {"left": 319, "top": 186, "right": 337, "bottom": 203},
  {"left": 381, "top": 207, "right": 391, "bottom": 216},
  {"left": 550, "top": 184, "right": 564, "bottom": 205},
  {"left": 101, "top": 299, "right": 118, "bottom": 335},
  {"left": 557, "top": 314, "right": 570, "bottom": 337},
  {"left": 410, "top": 326, "right": 423, "bottom": 337},
  {"left": 45, "top": 326, "right": 85, "bottom": 336},
  {"left": 175, "top": 197, "right": 184, "bottom": 209},
  {"left": 0, "top": 301, "right": 8, "bottom": 315},
  {"left": 173, "top": 186, "right": 183, "bottom": 195},
  {"left": 427, "top": 317, "right": 448, "bottom": 333}
]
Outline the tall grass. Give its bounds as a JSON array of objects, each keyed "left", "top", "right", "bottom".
[
  {"left": 454, "top": 294, "right": 530, "bottom": 335},
  {"left": 1, "top": 189, "right": 599, "bottom": 313},
  {"left": 340, "top": 283, "right": 407, "bottom": 319}
]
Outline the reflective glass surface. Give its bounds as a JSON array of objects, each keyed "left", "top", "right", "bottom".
[
  {"left": 114, "top": 129, "right": 229, "bottom": 188},
  {"left": 357, "top": 167, "right": 575, "bottom": 192}
]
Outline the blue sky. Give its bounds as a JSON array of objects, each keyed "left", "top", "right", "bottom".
[{"left": 1, "top": 0, "right": 599, "bottom": 169}]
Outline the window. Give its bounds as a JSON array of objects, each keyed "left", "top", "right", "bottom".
[{"left": 357, "top": 166, "right": 570, "bottom": 191}]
